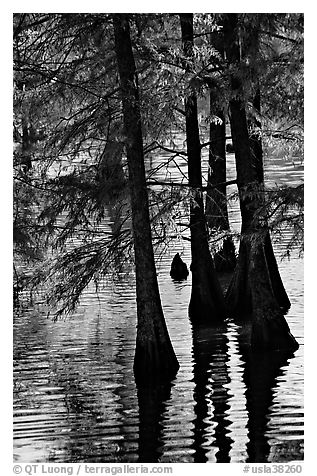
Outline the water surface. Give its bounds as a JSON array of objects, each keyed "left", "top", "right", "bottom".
[{"left": 13, "top": 151, "right": 304, "bottom": 463}]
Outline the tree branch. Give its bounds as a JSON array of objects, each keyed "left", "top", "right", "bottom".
[
  {"left": 150, "top": 141, "right": 188, "bottom": 157},
  {"left": 260, "top": 29, "right": 302, "bottom": 45},
  {"left": 147, "top": 179, "right": 237, "bottom": 190}
]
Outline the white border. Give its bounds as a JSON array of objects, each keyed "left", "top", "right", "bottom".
[{"left": 3, "top": 5, "right": 313, "bottom": 475}]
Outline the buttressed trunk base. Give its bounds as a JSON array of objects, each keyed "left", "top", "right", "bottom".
[
  {"left": 249, "top": 236, "right": 298, "bottom": 352},
  {"left": 226, "top": 231, "right": 298, "bottom": 352}
]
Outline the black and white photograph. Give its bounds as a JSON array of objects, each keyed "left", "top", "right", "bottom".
[{"left": 11, "top": 6, "right": 305, "bottom": 472}]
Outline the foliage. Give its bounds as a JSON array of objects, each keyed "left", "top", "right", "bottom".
[
  {"left": 13, "top": 13, "right": 304, "bottom": 315},
  {"left": 265, "top": 184, "right": 304, "bottom": 256}
]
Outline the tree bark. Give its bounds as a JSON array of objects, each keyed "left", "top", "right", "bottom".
[
  {"left": 205, "top": 28, "right": 236, "bottom": 272},
  {"left": 205, "top": 106, "right": 228, "bottom": 230},
  {"left": 205, "top": 102, "right": 236, "bottom": 272},
  {"left": 180, "top": 13, "right": 226, "bottom": 322},
  {"left": 223, "top": 14, "right": 297, "bottom": 351},
  {"left": 21, "top": 113, "right": 32, "bottom": 170},
  {"left": 205, "top": 27, "right": 228, "bottom": 232},
  {"left": 249, "top": 233, "right": 298, "bottom": 350},
  {"left": 113, "top": 14, "right": 179, "bottom": 384}
]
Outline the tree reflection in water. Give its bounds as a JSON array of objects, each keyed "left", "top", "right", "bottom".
[
  {"left": 191, "top": 323, "right": 233, "bottom": 462},
  {"left": 137, "top": 383, "right": 172, "bottom": 462},
  {"left": 190, "top": 321, "right": 296, "bottom": 463},
  {"left": 238, "top": 341, "right": 294, "bottom": 463}
]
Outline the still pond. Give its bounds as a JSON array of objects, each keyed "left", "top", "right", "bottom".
[{"left": 13, "top": 150, "right": 304, "bottom": 463}]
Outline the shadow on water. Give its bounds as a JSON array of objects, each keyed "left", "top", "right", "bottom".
[
  {"left": 191, "top": 322, "right": 233, "bottom": 462},
  {"left": 237, "top": 329, "right": 296, "bottom": 463},
  {"left": 137, "top": 383, "right": 172, "bottom": 463}
]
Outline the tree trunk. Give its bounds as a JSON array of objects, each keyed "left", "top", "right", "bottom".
[
  {"left": 205, "top": 107, "right": 228, "bottom": 230},
  {"left": 180, "top": 14, "right": 226, "bottom": 322},
  {"left": 21, "top": 114, "right": 32, "bottom": 170},
  {"left": 113, "top": 14, "right": 179, "bottom": 384},
  {"left": 249, "top": 233, "right": 298, "bottom": 350},
  {"left": 249, "top": 88, "right": 264, "bottom": 184},
  {"left": 205, "top": 104, "right": 236, "bottom": 272},
  {"left": 223, "top": 14, "right": 297, "bottom": 351},
  {"left": 205, "top": 29, "right": 236, "bottom": 272},
  {"left": 250, "top": 88, "right": 290, "bottom": 311}
]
